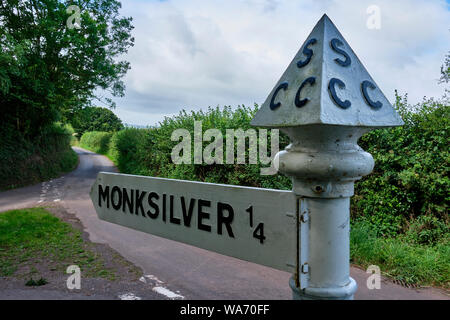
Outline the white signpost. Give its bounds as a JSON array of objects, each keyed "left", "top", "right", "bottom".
[
  {"left": 90, "top": 173, "right": 297, "bottom": 272},
  {"left": 90, "top": 14, "right": 403, "bottom": 300},
  {"left": 251, "top": 14, "right": 403, "bottom": 299}
]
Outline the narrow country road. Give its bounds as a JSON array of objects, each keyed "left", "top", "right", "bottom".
[{"left": 0, "top": 147, "right": 448, "bottom": 300}]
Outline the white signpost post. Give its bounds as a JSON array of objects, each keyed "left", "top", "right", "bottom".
[
  {"left": 90, "top": 14, "right": 403, "bottom": 300},
  {"left": 251, "top": 14, "right": 403, "bottom": 299}
]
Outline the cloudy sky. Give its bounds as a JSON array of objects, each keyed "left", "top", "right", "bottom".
[{"left": 106, "top": 0, "right": 450, "bottom": 126}]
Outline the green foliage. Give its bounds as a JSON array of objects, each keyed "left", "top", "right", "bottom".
[
  {"left": 440, "top": 52, "right": 450, "bottom": 84},
  {"left": 0, "top": 0, "right": 131, "bottom": 189},
  {"left": 25, "top": 278, "right": 48, "bottom": 286},
  {"left": 80, "top": 131, "right": 113, "bottom": 155},
  {"left": 0, "top": 122, "right": 78, "bottom": 190},
  {"left": 354, "top": 93, "right": 449, "bottom": 238},
  {"left": 0, "top": 207, "right": 115, "bottom": 279},
  {"left": 71, "top": 106, "right": 123, "bottom": 138},
  {"left": 108, "top": 128, "right": 147, "bottom": 173},
  {"left": 351, "top": 220, "right": 449, "bottom": 288},
  {"left": 405, "top": 215, "right": 449, "bottom": 246},
  {"left": 104, "top": 105, "right": 291, "bottom": 190},
  {"left": 0, "top": 0, "right": 134, "bottom": 138}
]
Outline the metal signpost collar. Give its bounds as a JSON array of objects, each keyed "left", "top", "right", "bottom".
[{"left": 251, "top": 14, "right": 403, "bottom": 299}]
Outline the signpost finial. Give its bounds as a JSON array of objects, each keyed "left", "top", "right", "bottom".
[{"left": 251, "top": 14, "right": 403, "bottom": 128}]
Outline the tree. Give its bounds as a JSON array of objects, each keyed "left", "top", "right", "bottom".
[
  {"left": 0, "top": 0, "right": 134, "bottom": 138},
  {"left": 439, "top": 52, "right": 450, "bottom": 84},
  {"left": 438, "top": 51, "right": 449, "bottom": 101},
  {"left": 71, "top": 106, "right": 123, "bottom": 137}
]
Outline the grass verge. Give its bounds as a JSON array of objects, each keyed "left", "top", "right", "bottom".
[
  {"left": 0, "top": 207, "right": 115, "bottom": 280},
  {"left": 351, "top": 220, "right": 449, "bottom": 289}
]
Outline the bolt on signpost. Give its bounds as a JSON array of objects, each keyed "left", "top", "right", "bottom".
[
  {"left": 90, "top": 14, "right": 403, "bottom": 300},
  {"left": 251, "top": 14, "right": 403, "bottom": 299}
]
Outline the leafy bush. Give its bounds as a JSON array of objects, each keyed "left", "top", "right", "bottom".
[
  {"left": 108, "top": 105, "right": 291, "bottom": 190},
  {"left": 0, "top": 122, "right": 78, "bottom": 190},
  {"left": 354, "top": 94, "right": 449, "bottom": 238},
  {"left": 108, "top": 128, "right": 147, "bottom": 173},
  {"left": 70, "top": 107, "right": 124, "bottom": 138},
  {"left": 405, "top": 215, "right": 449, "bottom": 245},
  {"left": 80, "top": 131, "right": 113, "bottom": 155}
]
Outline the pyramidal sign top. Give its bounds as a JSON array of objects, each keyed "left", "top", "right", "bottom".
[{"left": 251, "top": 14, "right": 403, "bottom": 128}]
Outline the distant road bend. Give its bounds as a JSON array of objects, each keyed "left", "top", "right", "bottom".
[{"left": 0, "top": 146, "right": 447, "bottom": 300}]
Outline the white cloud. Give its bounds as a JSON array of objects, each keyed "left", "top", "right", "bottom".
[{"left": 110, "top": 0, "right": 450, "bottom": 126}]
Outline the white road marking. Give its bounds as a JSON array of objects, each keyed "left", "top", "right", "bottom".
[
  {"left": 37, "top": 178, "right": 65, "bottom": 204},
  {"left": 118, "top": 293, "right": 142, "bottom": 300},
  {"left": 38, "top": 183, "right": 47, "bottom": 203},
  {"left": 152, "top": 287, "right": 184, "bottom": 300},
  {"left": 145, "top": 274, "right": 164, "bottom": 284}
]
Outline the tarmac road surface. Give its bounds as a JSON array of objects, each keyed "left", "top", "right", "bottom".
[{"left": 0, "top": 147, "right": 448, "bottom": 300}]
